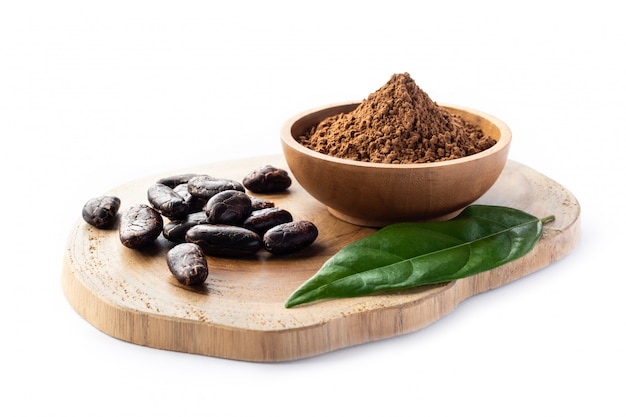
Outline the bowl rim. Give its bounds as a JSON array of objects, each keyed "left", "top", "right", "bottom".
[{"left": 281, "top": 101, "right": 512, "bottom": 169}]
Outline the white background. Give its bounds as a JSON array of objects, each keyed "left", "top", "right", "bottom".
[{"left": 1, "top": 1, "right": 624, "bottom": 416}]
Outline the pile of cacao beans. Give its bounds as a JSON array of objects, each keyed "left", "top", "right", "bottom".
[{"left": 81, "top": 165, "right": 318, "bottom": 286}]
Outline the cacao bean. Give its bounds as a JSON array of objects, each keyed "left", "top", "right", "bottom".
[
  {"left": 166, "top": 242, "right": 209, "bottom": 286},
  {"left": 119, "top": 204, "right": 163, "bottom": 249},
  {"left": 82, "top": 195, "right": 121, "bottom": 229}
]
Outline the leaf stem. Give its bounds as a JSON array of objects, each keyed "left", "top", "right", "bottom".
[{"left": 541, "top": 214, "right": 555, "bottom": 225}]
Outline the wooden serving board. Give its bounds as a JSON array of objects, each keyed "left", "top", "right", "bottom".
[{"left": 62, "top": 155, "right": 580, "bottom": 362}]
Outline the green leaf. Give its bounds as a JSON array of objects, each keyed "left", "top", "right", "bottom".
[{"left": 285, "top": 205, "right": 552, "bottom": 308}]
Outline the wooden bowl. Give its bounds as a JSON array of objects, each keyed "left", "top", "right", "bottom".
[{"left": 280, "top": 102, "right": 512, "bottom": 227}]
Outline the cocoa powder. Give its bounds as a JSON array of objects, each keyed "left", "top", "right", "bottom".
[{"left": 298, "top": 73, "right": 496, "bottom": 164}]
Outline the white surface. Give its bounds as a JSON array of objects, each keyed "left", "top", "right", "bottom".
[{"left": 1, "top": 1, "right": 624, "bottom": 416}]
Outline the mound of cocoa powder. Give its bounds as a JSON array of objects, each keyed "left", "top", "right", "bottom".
[{"left": 298, "top": 73, "right": 496, "bottom": 164}]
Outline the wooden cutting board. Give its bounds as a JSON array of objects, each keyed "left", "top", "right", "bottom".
[{"left": 61, "top": 155, "right": 580, "bottom": 362}]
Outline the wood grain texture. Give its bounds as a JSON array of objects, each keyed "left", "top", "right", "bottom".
[{"left": 61, "top": 155, "right": 580, "bottom": 362}]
